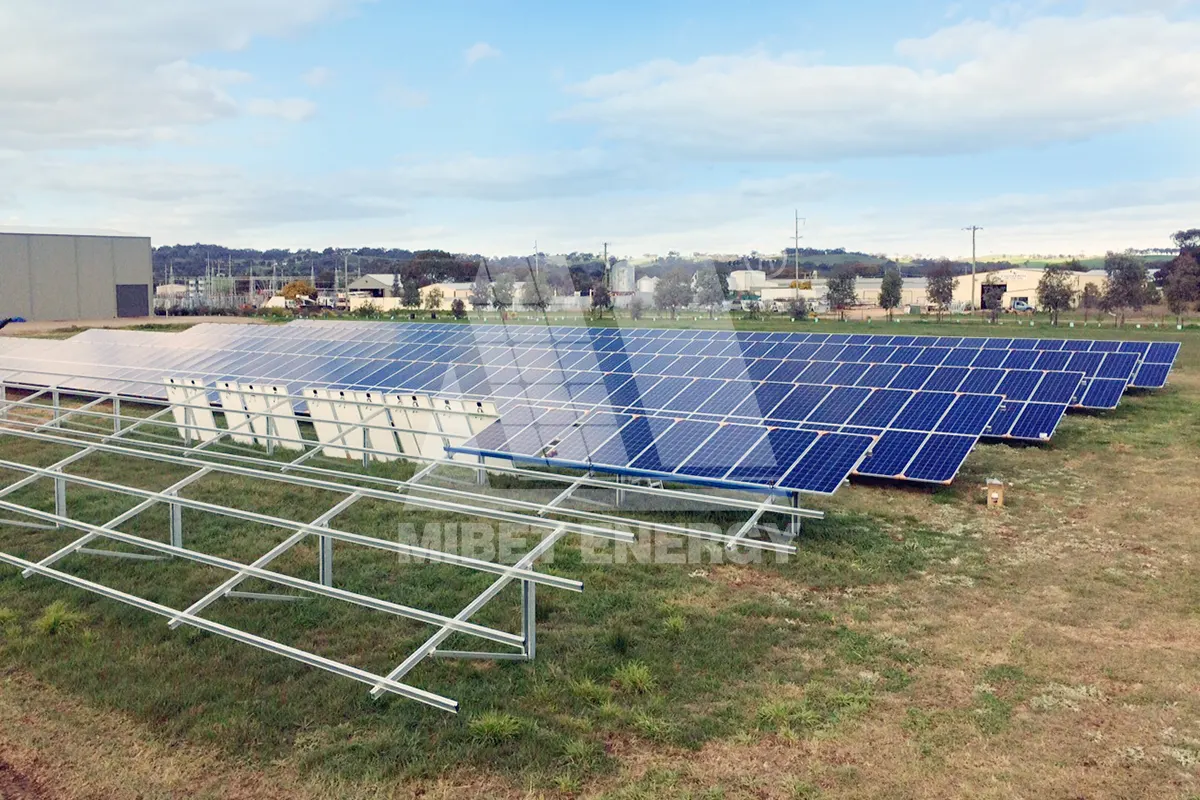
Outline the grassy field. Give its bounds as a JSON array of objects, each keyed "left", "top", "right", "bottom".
[{"left": 0, "top": 318, "right": 1197, "bottom": 799}]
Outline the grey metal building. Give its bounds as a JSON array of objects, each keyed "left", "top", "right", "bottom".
[{"left": 0, "top": 231, "right": 153, "bottom": 321}]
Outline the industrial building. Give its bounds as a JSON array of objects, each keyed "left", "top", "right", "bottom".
[{"left": 0, "top": 231, "right": 153, "bottom": 321}]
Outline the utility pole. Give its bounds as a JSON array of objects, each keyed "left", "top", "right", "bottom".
[
  {"left": 794, "top": 210, "right": 807, "bottom": 296},
  {"left": 963, "top": 226, "right": 983, "bottom": 310},
  {"left": 602, "top": 242, "right": 610, "bottom": 290}
]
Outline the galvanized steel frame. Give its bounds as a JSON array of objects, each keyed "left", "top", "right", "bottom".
[{"left": 0, "top": 380, "right": 815, "bottom": 713}]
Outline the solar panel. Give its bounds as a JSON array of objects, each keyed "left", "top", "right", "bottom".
[{"left": 0, "top": 321, "right": 1180, "bottom": 495}]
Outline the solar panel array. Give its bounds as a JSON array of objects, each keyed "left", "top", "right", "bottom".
[{"left": 0, "top": 321, "right": 1181, "bottom": 498}]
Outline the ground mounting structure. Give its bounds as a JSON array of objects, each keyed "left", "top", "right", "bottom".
[{"left": 0, "top": 321, "right": 1182, "bottom": 712}]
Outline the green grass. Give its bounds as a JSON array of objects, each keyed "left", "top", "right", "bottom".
[
  {"left": 0, "top": 427, "right": 948, "bottom": 785},
  {"left": 0, "top": 318, "right": 1197, "bottom": 795}
]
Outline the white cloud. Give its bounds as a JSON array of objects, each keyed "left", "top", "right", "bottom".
[
  {"left": 560, "top": 13, "right": 1200, "bottom": 160},
  {"left": 464, "top": 41, "right": 502, "bottom": 67},
  {"left": 389, "top": 150, "right": 639, "bottom": 200},
  {"left": 0, "top": 155, "right": 406, "bottom": 239},
  {"left": 378, "top": 79, "right": 429, "bottom": 110},
  {"left": 0, "top": 0, "right": 365, "bottom": 150},
  {"left": 302, "top": 66, "right": 333, "bottom": 87},
  {"left": 245, "top": 97, "right": 318, "bottom": 121}
]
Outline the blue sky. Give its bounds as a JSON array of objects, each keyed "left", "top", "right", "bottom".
[{"left": 2, "top": 0, "right": 1198, "bottom": 259}]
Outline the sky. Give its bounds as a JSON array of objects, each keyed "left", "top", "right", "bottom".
[{"left": 1, "top": 0, "right": 1198, "bottom": 260}]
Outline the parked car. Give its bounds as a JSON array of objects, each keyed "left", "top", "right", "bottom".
[{"left": 1009, "top": 299, "right": 1035, "bottom": 313}]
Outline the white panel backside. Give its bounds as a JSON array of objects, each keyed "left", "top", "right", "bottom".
[
  {"left": 216, "top": 380, "right": 256, "bottom": 446},
  {"left": 243, "top": 383, "right": 304, "bottom": 451},
  {"left": 305, "top": 388, "right": 349, "bottom": 459},
  {"left": 355, "top": 391, "right": 400, "bottom": 462}
]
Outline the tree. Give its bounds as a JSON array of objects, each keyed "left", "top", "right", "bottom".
[
  {"left": 590, "top": 284, "right": 612, "bottom": 317},
  {"left": 1164, "top": 254, "right": 1200, "bottom": 326},
  {"left": 653, "top": 269, "right": 693, "bottom": 319},
  {"left": 520, "top": 272, "right": 552, "bottom": 311},
  {"left": 280, "top": 280, "right": 316, "bottom": 302},
  {"left": 1172, "top": 228, "right": 1200, "bottom": 255},
  {"left": 981, "top": 275, "right": 1005, "bottom": 323},
  {"left": 491, "top": 273, "right": 516, "bottom": 313},
  {"left": 879, "top": 268, "right": 903, "bottom": 322},
  {"left": 401, "top": 277, "right": 421, "bottom": 309},
  {"left": 424, "top": 287, "right": 444, "bottom": 312},
  {"left": 1102, "top": 252, "right": 1150, "bottom": 327},
  {"left": 451, "top": 298, "right": 467, "bottom": 319},
  {"left": 470, "top": 273, "right": 491, "bottom": 310},
  {"left": 926, "top": 263, "right": 958, "bottom": 322},
  {"left": 1037, "top": 263, "right": 1076, "bottom": 326},
  {"left": 391, "top": 269, "right": 400, "bottom": 298},
  {"left": 824, "top": 266, "right": 857, "bottom": 321},
  {"left": 1080, "top": 283, "right": 1101, "bottom": 323},
  {"left": 787, "top": 297, "right": 808, "bottom": 321},
  {"left": 693, "top": 267, "right": 726, "bottom": 318},
  {"left": 629, "top": 295, "right": 646, "bottom": 320}
]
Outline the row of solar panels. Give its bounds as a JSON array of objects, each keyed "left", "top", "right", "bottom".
[
  {"left": 179, "top": 321, "right": 1176, "bottom": 399},
  {"left": 1, "top": 332, "right": 1003, "bottom": 489},
  {"left": 277, "top": 320, "right": 1179, "bottom": 390},
  {"left": 41, "top": 327, "right": 1076, "bottom": 444},
  {"left": 0, "top": 323, "right": 1181, "bottom": 496}
]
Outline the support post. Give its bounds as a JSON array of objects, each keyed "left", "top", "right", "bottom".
[
  {"left": 54, "top": 475, "right": 67, "bottom": 526},
  {"left": 789, "top": 492, "right": 802, "bottom": 539},
  {"left": 51, "top": 390, "right": 60, "bottom": 429},
  {"left": 113, "top": 396, "right": 121, "bottom": 434},
  {"left": 169, "top": 492, "right": 183, "bottom": 548},
  {"left": 318, "top": 529, "right": 333, "bottom": 586},
  {"left": 521, "top": 580, "right": 536, "bottom": 661}
]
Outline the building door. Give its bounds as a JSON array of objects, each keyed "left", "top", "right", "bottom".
[{"left": 115, "top": 284, "right": 150, "bottom": 318}]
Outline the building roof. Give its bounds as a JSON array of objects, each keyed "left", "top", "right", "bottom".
[
  {"left": 349, "top": 274, "right": 400, "bottom": 289},
  {"left": 0, "top": 227, "right": 149, "bottom": 240}
]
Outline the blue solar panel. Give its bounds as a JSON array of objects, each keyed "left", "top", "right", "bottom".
[
  {"left": 776, "top": 433, "right": 873, "bottom": 493},
  {"left": 769, "top": 384, "right": 833, "bottom": 422},
  {"left": 936, "top": 394, "right": 1004, "bottom": 435},
  {"left": 549, "top": 414, "right": 632, "bottom": 464},
  {"left": 629, "top": 420, "right": 719, "bottom": 472},
  {"left": 1091, "top": 352, "right": 1134, "bottom": 381},
  {"left": 904, "top": 434, "right": 977, "bottom": 483},
  {"left": 984, "top": 403, "right": 1021, "bottom": 438},
  {"left": 731, "top": 382, "right": 792, "bottom": 421},
  {"left": 856, "top": 431, "right": 927, "bottom": 478},
  {"left": 588, "top": 415, "right": 671, "bottom": 468},
  {"left": 891, "top": 392, "right": 956, "bottom": 431},
  {"left": 807, "top": 387, "right": 872, "bottom": 425},
  {"left": 1031, "top": 372, "right": 1084, "bottom": 404},
  {"left": 674, "top": 424, "right": 767, "bottom": 479},
  {"left": 1008, "top": 402, "right": 1067, "bottom": 440},
  {"left": 1131, "top": 362, "right": 1171, "bottom": 389},
  {"left": 1079, "top": 378, "right": 1126, "bottom": 409},
  {"left": 847, "top": 389, "right": 912, "bottom": 428},
  {"left": 726, "top": 429, "right": 819, "bottom": 484}
]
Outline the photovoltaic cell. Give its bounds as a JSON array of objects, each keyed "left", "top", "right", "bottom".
[
  {"left": 726, "top": 429, "right": 818, "bottom": 484},
  {"left": 674, "top": 424, "right": 768, "bottom": 479},
  {"left": 776, "top": 433, "right": 873, "bottom": 493}
]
